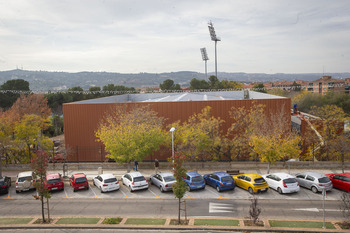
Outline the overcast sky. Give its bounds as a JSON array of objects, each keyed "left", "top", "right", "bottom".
[{"left": 0, "top": 0, "right": 349, "bottom": 74}]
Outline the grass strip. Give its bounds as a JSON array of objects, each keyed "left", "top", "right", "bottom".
[
  {"left": 0, "top": 218, "right": 33, "bottom": 225},
  {"left": 55, "top": 218, "right": 100, "bottom": 224},
  {"left": 269, "top": 220, "right": 336, "bottom": 229},
  {"left": 102, "top": 217, "right": 122, "bottom": 224},
  {"left": 194, "top": 219, "right": 239, "bottom": 226},
  {"left": 124, "top": 218, "right": 166, "bottom": 225}
]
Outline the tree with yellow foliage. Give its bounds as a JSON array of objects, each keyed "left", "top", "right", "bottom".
[
  {"left": 96, "top": 105, "right": 166, "bottom": 172},
  {"left": 170, "top": 106, "right": 225, "bottom": 162},
  {"left": 249, "top": 106, "right": 301, "bottom": 173}
]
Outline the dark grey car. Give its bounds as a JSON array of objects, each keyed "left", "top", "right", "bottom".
[
  {"left": 150, "top": 172, "right": 176, "bottom": 192},
  {"left": 295, "top": 172, "right": 332, "bottom": 193}
]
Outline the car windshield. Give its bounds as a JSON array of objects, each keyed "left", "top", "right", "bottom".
[
  {"left": 75, "top": 177, "right": 87, "bottom": 183},
  {"left": 104, "top": 178, "right": 117, "bottom": 183},
  {"left": 192, "top": 176, "right": 204, "bottom": 182},
  {"left": 47, "top": 178, "right": 61, "bottom": 184},
  {"left": 254, "top": 178, "right": 266, "bottom": 183},
  {"left": 318, "top": 177, "right": 331, "bottom": 183},
  {"left": 134, "top": 176, "right": 145, "bottom": 182},
  {"left": 221, "top": 176, "right": 233, "bottom": 182},
  {"left": 18, "top": 176, "right": 32, "bottom": 182},
  {"left": 164, "top": 176, "right": 175, "bottom": 182},
  {"left": 284, "top": 178, "right": 297, "bottom": 184}
]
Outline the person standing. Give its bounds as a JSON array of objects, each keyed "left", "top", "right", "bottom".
[
  {"left": 154, "top": 159, "right": 159, "bottom": 174},
  {"left": 134, "top": 160, "right": 138, "bottom": 171}
]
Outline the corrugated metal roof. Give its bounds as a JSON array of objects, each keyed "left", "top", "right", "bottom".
[{"left": 67, "top": 90, "right": 285, "bottom": 104}]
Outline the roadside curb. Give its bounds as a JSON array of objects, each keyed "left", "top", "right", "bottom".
[{"left": 0, "top": 216, "right": 348, "bottom": 232}]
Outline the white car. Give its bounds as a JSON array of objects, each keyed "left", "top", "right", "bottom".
[
  {"left": 263, "top": 173, "right": 299, "bottom": 194},
  {"left": 93, "top": 173, "right": 120, "bottom": 193},
  {"left": 122, "top": 172, "right": 148, "bottom": 192}
]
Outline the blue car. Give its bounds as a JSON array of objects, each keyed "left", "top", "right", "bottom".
[
  {"left": 183, "top": 171, "right": 206, "bottom": 191},
  {"left": 203, "top": 172, "right": 235, "bottom": 192}
]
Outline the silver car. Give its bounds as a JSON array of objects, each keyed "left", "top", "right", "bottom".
[
  {"left": 16, "top": 171, "right": 36, "bottom": 193},
  {"left": 121, "top": 172, "right": 148, "bottom": 192},
  {"left": 295, "top": 172, "right": 332, "bottom": 193},
  {"left": 150, "top": 172, "right": 176, "bottom": 192}
]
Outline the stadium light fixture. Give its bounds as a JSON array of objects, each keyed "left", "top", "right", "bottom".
[
  {"left": 200, "top": 47, "right": 209, "bottom": 78},
  {"left": 208, "top": 21, "right": 221, "bottom": 78}
]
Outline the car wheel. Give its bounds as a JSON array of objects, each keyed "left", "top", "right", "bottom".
[
  {"left": 73, "top": 189, "right": 76, "bottom": 192},
  {"left": 248, "top": 187, "right": 253, "bottom": 194},
  {"left": 311, "top": 186, "right": 318, "bottom": 193},
  {"left": 278, "top": 187, "right": 283, "bottom": 194},
  {"left": 129, "top": 186, "right": 133, "bottom": 192},
  {"left": 187, "top": 185, "right": 191, "bottom": 192},
  {"left": 160, "top": 186, "right": 164, "bottom": 193},
  {"left": 216, "top": 186, "right": 221, "bottom": 192},
  {"left": 86, "top": 186, "right": 89, "bottom": 190},
  {"left": 150, "top": 179, "right": 153, "bottom": 185},
  {"left": 93, "top": 180, "right": 96, "bottom": 186}
]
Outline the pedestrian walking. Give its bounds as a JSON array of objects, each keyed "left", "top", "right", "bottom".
[{"left": 154, "top": 159, "right": 159, "bottom": 174}]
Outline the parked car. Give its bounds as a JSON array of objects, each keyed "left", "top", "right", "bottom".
[
  {"left": 326, "top": 173, "right": 350, "bottom": 192},
  {"left": 16, "top": 171, "right": 36, "bottom": 193},
  {"left": 121, "top": 172, "right": 148, "bottom": 192},
  {"left": 93, "top": 173, "right": 120, "bottom": 193},
  {"left": 295, "top": 172, "right": 332, "bottom": 193},
  {"left": 183, "top": 171, "right": 206, "bottom": 191},
  {"left": 263, "top": 173, "right": 299, "bottom": 194},
  {"left": 203, "top": 172, "right": 235, "bottom": 192},
  {"left": 49, "top": 154, "right": 65, "bottom": 163},
  {"left": 0, "top": 176, "right": 11, "bottom": 194},
  {"left": 69, "top": 173, "right": 89, "bottom": 192},
  {"left": 232, "top": 173, "right": 269, "bottom": 194},
  {"left": 45, "top": 173, "right": 64, "bottom": 191},
  {"left": 150, "top": 172, "right": 176, "bottom": 192}
]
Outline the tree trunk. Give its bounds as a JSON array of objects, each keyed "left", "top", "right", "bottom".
[
  {"left": 127, "top": 161, "right": 131, "bottom": 173},
  {"left": 41, "top": 195, "right": 45, "bottom": 223},
  {"left": 47, "top": 198, "right": 50, "bottom": 222},
  {"left": 342, "top": 153, "right": 345, "bottom": 173},
  {"left": 178, "top": 198, "right": 181, "bottom": 224},
  {"left": 267, "top": 162, "right": 270, "bottom": 174}
]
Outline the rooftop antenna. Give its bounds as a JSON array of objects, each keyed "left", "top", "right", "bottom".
[
  {"left": 200, "top": 47, "right": 209, "bottom": 78},
  {"left": 208, "top": 21, "right": 221, "bottom": 78}
]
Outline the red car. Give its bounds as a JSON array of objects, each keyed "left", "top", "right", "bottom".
[
  {"left": 69, "top": 173, "right": 89, "bottom": 192},
  {"left": 326, "top": 173, "right": 350, "bottom": 192},
  {"left": 45, "top": 173, "right": 64, "bottom": 191}
]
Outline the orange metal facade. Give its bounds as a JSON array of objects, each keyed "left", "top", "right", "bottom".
[{"left": 63, "top": 98, "right": 291, "bottom": 161}]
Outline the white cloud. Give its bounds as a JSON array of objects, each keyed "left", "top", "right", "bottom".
[{"left": 0, "top": 0, "right": 349, "bottom": 74}]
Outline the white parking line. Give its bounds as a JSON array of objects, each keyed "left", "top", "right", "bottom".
[
  {"left": 89, "top": 184, "right": 102, "bottom": 198},
  {"left": 206, "top": 188, "right": 220, "bottom": 196}
]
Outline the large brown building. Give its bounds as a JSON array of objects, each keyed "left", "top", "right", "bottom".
[{"left": 63, "top": 91, "right": 291, "bottom": 162}]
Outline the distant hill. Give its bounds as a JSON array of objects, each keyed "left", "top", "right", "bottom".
[{"left": 0, "top": 69, "right": 349, "bottom": 92}]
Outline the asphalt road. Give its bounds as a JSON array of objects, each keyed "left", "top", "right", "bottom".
[{"left": 0, "top": 197, "right": 343, "bottom": 221}]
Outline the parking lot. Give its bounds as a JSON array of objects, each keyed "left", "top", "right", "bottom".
[{"left": 2, "top": 179, "right": 345, "bottom": 201}]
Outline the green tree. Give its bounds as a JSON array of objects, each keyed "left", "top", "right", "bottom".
[
  {"left": 221, "top": 80, "right": 243, "bottom": 90},
  {"left": 87, "top": 86, "right": 102, "bottom": 99},
  {"left": 0, "top": 79, "right": 30, "bottom": 109},
  {"left": 160, "top": 79, "right": 181, "bottom": 90},
  {"left": 190, "top": 78, "right": 209, "bottom": 90},
  {"left": 66, "top": 86, "right": 84, "bottom": 102},
  {"left": 171, "top": 153, "right": 188, "bottom": 224},
  {"left": 208, "top": 75, "right": 223, "bottom": 89},
  {"left": 252, "top": 83, "right": 266, "bottom": 93},
  {"left": 96, "top": 105, "right": 166, "bottom": 172},
  {"left": 31, "top": 150, "right": 51, "bottom": 223}
]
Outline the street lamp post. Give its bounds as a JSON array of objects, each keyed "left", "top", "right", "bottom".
[{"left": 170, "top": 127, "right": 175, "bottom": 169}]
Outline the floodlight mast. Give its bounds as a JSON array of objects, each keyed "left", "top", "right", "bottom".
[
  {"left": 208, "top": 21, "right": 221, "bottom": 78},
  {"left": 200, "top": 47, "right": 209, "bottom": 78}
]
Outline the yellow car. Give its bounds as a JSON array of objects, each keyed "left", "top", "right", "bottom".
[{"left": 232, "top": 173, "right": 269, "bottom": 194}]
